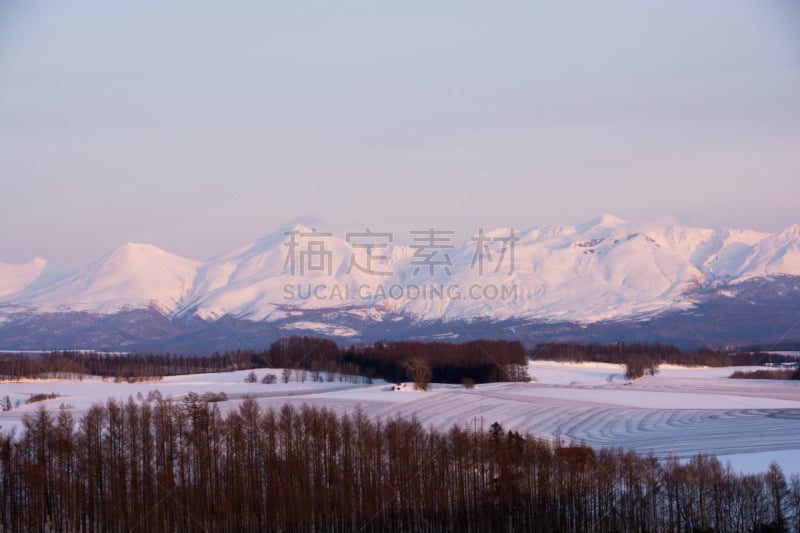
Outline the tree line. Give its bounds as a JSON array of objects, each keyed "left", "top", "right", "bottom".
[
  {"left": 3, "top": 341, "right": 794, "bottom": 386},
  {"left": 0, "top": 351, "right": 259, "bottom": 382},
  {"left": 531, "top": 342, "right": 799, "bottom": 367},
  {"left": 1, "top": 400, "right": 798, "bottom": 532},
  {"left": 1, "top": 338, "right": 529, "bottom": 388}
]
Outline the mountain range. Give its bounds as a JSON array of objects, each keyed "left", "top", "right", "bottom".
[{"left": 2, "top": 215, "right": 799, "bottom": 352}]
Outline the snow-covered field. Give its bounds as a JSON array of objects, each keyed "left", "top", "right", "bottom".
[{"left": 1, "top": 361, "right": 798, "bottom": 475}]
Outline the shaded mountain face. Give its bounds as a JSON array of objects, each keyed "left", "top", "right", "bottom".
[
  {"left": 0, "top": 258, "right": 75, "bottom": 298},
  {"left": 1, "top": 216, "right": 799, "bottom": 352}
]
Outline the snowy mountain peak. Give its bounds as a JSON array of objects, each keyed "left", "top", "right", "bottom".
[
  {"left": 110, "top": 241, "right": 197, "bottom": 260},
  {"left": 117, "top": 241, "right": 161, "bottom": 253},
  {"left": 779, "top": 224, "right": 800, "bottom": 239},
  {"left": 3, "top": 243, "right": 200, "bottom": 315},
  {"left": 577, "top": 213, "right": 627, "bottom": 232}
]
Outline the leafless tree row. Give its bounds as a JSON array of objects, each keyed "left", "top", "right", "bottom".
[{"left": 1, "top": 399, "right": 798, "bottom": 532}]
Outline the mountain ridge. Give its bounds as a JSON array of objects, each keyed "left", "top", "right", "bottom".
[{"left": 2, "top": 216, "right": 800, "bottom": 350}]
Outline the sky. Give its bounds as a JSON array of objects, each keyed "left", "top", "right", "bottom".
[{"left": 1, "top": 1, "right": 799, "bottom": 267}]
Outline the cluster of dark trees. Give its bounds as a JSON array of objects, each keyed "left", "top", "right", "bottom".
[
  {"left": 531, "top": 342, "right": 799, "bottom": 367},
  {"left": 731, "top": 368, "right": 800, "bottom": 380},
  {"left": 266, "top": 337, "right": 529, "bottom": 387},
  {"left": 622, "top": 356, "right": 660, "bottom": 380},
  {"left": 340, "top": 339, "right": 529, "bottom": 386},
  {"left": 1, "top": 400, "right": 798, "bottom": 532}
]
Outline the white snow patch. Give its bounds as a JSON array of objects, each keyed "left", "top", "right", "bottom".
[{"left": 281, "top": 321, "right": 359, "bottom": 337}]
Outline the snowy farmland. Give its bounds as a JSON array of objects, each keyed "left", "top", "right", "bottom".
[{"left": 1, "top": 361, "right": 798, "bottom": 475}]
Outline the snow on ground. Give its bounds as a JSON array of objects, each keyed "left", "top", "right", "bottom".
[
  {"left": 280, "top": 321, "right": 360, "bottom": 337},
  {"left": 1, "top": 362, "right": 798, "bottom": 475}
]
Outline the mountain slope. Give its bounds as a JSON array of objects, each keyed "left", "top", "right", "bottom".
[
  {"left": 733, "top": 224, "right": 800, "bottom": 280},
  {"left": 0, "top": 258, "right": 74, "bottom": 298},
  {"left": 178, "top": 225, "right": 413, "bottom": 321}
]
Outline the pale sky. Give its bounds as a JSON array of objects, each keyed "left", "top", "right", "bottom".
[{"left": 1, "top": 1, "right": 799, "bottom": 266}]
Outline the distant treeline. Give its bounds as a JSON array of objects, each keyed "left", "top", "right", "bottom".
[
  {"left": 730, "top": 368, "right": 800, "bottom": 380},
  {"left": 1, "top": 400, "right": 798, "bottom": 532},
  {"left": 0, "top": 338, "right": 529, "bottom": 387},
  {"left": 531, "top": 342, "right": 800, "bottom": 367},
  {"left": 0, "top": 351, "right": 259, "bottom": 383},
  {"left": 4, "top": 340, "right": 794, "bottom": 385}
]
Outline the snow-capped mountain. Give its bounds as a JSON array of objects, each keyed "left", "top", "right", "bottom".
[
  {"left": 1, "top": 215, "right": 800, "bottom": 350},
  {"left": 3, "top": 243, "right": 200, "bottom": 315}
]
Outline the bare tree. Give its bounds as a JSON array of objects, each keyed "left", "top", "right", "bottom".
[{"left": 403, "top": 357, "right": 432, "bottom": 391}]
